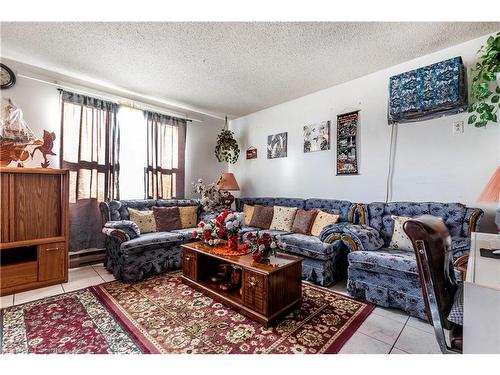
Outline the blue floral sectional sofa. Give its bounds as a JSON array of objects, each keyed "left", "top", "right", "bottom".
[
  {"left": 323, "top": 201, "right": 483, "bottom": 319},
  {"left": 235, "top": 197, "right": 359, "bottom": 286},
  {"left": 99, "top": 198, "right": 212, "bottom": 282}
]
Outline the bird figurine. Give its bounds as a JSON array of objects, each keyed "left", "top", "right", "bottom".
[{"left": 31, "top": 130, "right": 56, "bottom": 168}]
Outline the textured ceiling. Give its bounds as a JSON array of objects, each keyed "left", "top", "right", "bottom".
[{"left": 1, "top": 22, "right": 499, "bottom": 117}]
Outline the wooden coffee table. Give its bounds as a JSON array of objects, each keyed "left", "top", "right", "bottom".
[{"left": 181, "top": 241, "right": 303, "bottom": 327}]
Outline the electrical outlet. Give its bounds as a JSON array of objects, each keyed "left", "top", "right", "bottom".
[{"left": 453, "top": 121, "right": 464, "bottom": 135}]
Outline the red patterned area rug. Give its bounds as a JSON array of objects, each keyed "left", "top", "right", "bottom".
[
  {"left": 1, "top": 272, "right": 373, "bottom": 354},
  {"left": 92, "top": 272, "right": 373, "bottom": 354}
]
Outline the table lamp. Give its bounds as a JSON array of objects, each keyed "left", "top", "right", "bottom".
[
  {"left": 478, "top": 166, "right": 500, "bottom": 232},
  {"left": 217, "top": 172, "right": 240, "bottom": 209}
]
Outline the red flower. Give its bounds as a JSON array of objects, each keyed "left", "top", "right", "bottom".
[
  {"left": 262, "top": 232, "right": 271, "bottom": 240},
  {"left": 203, "top": 231, "right": 211, "bottom": 240},
  {"left": 218, "top": 228, "right": 226, "bottom": 238},
  {"left": 199, "top": 222, "right": 205, "bottom": 227},
  {"left": 193, "top": 230, "right": 198, "bottom": 238},
  {"left": 246, "top": 232, "right": 255, "bottom": 240},
  {"left": 252, "top": 251, "right": 263, "bottom": 262}
]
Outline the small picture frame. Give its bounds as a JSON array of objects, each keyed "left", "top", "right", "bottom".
[{"left": 246, "top": 147, "right": 257, "bottom": 159}]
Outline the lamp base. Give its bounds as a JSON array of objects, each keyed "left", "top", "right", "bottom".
[{"left": 222, "top": 191, "right": 235, "bottom": 209}]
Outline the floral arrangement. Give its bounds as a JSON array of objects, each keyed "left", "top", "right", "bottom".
[
  {"left": 192, "top": 178, "right": 225, "bottom": 213},
  {"left": 193, "top": 221, "right": 221, "bottom": 246},
  {"left": 193, "top": 210, "right": 244, "bottom": 249},
  {"left": 246, "top": 231, "right": 286, "bottom": 263}
]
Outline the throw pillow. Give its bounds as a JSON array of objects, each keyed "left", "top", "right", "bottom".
[
  {"left": 243, "top": 204, "right": 255, "bottom": 226},
  {"left": 179, "top": 206, "right": 198, "bottom": 228},
  {"left": 128, "top": 208, "right": 157, "bottom": 234},
  {"left": 390, "top": 215, "right": 415, "bottom": 251},
  {"left": 153, "top": 206, "right": 182, "bottom": 232},
  {"left": 249, "top": 205, "right": 274, "bottom": 229},
  {"left": 291, "top": 209, "right": 319, "bottom": 235},
  {"left": 310, "top": 210, "right": 340, "bottom": 237},
  {"left": 270, "top": 206, "right": 298, "bottom": 232}
]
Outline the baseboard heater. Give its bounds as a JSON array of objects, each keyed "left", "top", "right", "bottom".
[{"left": 69, "top": 248, "right": 105, "bottom": 268}]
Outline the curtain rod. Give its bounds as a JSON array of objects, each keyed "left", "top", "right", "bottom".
[{"left": 17, "top": 73, "right": 203, "bottom": 123}]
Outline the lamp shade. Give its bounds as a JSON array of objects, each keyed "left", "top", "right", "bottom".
[
  {"left": 478, "top": 167, "right": 500, "bottom": 202},
  {"left": 217, "top": 173, "right": 240, "bottom": 191}
]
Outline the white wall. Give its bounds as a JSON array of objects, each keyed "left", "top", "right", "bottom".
[
  {"left": 229, "top": 34, "right": 499, "bottom": 233},
  {"left": 0, "top": 59, "right": 224, "bottom": 198},
  {"left": 185, "top": 116, "right": 227, "bottom": 198}
]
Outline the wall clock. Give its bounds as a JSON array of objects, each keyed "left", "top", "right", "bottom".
[{"left": 1, "top": 64, "right": 16, "bottom": 89}]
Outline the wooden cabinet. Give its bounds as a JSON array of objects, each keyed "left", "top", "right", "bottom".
[
  {"left": 182, "top": 249, "right": 198, "bottom": 281},
  {"left": 0, "top": 168, "right": 69, "bottom": 296}
]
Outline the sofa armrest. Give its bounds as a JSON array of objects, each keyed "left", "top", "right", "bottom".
[
  {"left": 464, "top": 208, "right": 484, "bottom": 236},
  {"left": 99, "top": 201, "right": 111, "bottom": 226},
  {"left": 102, "top": 227, "right": 130, "bottom": 244},
  {"left": 103, "top": 220, "right": 140, "bottom": 240},
  {"left": 453, "top": 255, "right": 469, "bottom": 281},
  {"left": 340, "top": 224, "right": 384, "bottom": 252}
]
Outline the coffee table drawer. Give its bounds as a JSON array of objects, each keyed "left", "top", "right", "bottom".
[
  {"left": 242, "top": 270, "right": 267, "bottom": 315},
  {"left": 182, "top": 249, "right": 197, "bottom": 280}
]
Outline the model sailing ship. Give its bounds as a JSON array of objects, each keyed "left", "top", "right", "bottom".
[{"left": 1, "top": 98, "right": 56, "bottom": 167}]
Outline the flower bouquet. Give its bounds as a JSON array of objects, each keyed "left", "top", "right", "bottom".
[
  {"left": 193, "top": 221, "right": 221, "bottom": 246},
  {"left": 246, "top": 231, "right": 286, "bottom": 263},
  {"left": 214, "top": 210, "right": 244, "bottom": 251}
]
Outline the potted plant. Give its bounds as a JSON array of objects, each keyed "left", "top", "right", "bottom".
[{"left": 468, "top": 32, "right": 499, "bottom": 128}]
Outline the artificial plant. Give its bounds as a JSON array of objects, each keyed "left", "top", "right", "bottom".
[
  {"left": 468, "top": 32, "right": 499, "bottom": 128},
  {"left": 214, "top": 116, "right": 240, "bottom": 163}
]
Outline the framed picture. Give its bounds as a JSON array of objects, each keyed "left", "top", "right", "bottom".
[
  {"left": 246, "top": 147, "right": 257, "bottom": 159},
  {"left": 267, "top": 132, "right": 287, "bottom": 159},
  {"left": 304, "top": 120, "right": 330, "bottom": 153},
  {"left": 336, "top": 111, "right": 359, "bottom": 175}
]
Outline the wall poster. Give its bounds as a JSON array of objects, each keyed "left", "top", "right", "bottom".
[{"left": 336, "top": 111, "right": 359, "bottom": 175}]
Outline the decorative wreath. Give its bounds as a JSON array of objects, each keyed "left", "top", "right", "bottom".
[{"left": 214, "top": 118, "right": 240, "bottom": 164}]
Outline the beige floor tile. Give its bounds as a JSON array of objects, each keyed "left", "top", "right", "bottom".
[
  {"left": 92, "top": 264, "right": 116, "bottom": 282},
  {"left": 372, "top": 306, "right": 410, "bottom": 324},
  {"left": 339, "top": 332, "right": 392, "bottom": 354},
  {"left": 62, "top": 276, "right": 105, "bottom": 293},
  {"left": 14, "top": 284, "right": 64, "bottom": 305},
  {"left": 68, "top": 266, "right": 101, "bottom": 281},
  {"left": 1, "top": 294, "right": 14, "bottom": 309},
  {"left": 394, "top": 325, "right": 441, "bottom": 354},
  {"left": 406, "top": 316, "right": 434, "bottom": 334},
  {"left": 329, "top": 279, "right": 349, "bottom": 296},
  {"left": 357, "top": 312, "right": 406, "bottom": 345}
]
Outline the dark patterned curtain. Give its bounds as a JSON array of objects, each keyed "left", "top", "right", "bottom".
[
  {"left": 60, "top": 90, "right": 120, "bottom": 252},
  {"left": 145, "top": 111, "right": 186, "bottom": 199}
]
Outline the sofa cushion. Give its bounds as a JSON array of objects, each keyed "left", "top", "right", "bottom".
[
  {"left": 270, "top": 206, "right": 297, "bottom": 232},
  {"left": 120, "top": 232, "right": 183, "bottom": 254},
  {"left": 242, "top": 229, "right": 290, "bottom": 242},
  {"left": 128, "top": 208, "right": 157, "bottom": 233},
  {"left": 179, "top": 206, "right": 198, "bottom": 228},
  {"left": 348, "top": 248, "right": 419, "bottom": 277},
  {"left": 366, "top": 202, "right": 467, "bottom": 246},
  {"left": 274, "top": 197, "right": 306, "bottom": 209},
  {"left": 171, "top": 227, "right": 198, "bottom": 242},
  {"left": 310, "top": 210, "right": 340, "bottom": 237},
  {"left": 153, "top": 206, "right": 182, "bottom": 231},
  {"left": 235, "top": 197, "right": 276, "bottom": 211},
  {"left": 389, "top": 215, "right": 414, "bottom": 251},
  {"left": 291, "top": 209, "right": 318, "bottom": 235},
  {"left": 280, "top": 233, "right": 335, "bottom": 260},
  {"left": 249, "top": 205, "right": 274, "bottom": 229},
  {"left": 243, "top": 204, "right": 255, "bottom": 226},
  {"left": 305, "top": 198, "right": 353, "bottom": 222}
]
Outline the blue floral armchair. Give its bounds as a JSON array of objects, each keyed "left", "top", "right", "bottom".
[{"left": 333, "top": 202, "right": 483, "bottom": 319}]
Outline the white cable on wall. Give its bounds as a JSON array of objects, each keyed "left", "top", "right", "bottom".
[{"left": 385, "top": 123, "right": 398, "bottom": 203}]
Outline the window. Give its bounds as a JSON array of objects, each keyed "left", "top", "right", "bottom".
[{"left": 118, "top": 106, "right": 147, "bottom": 200}]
